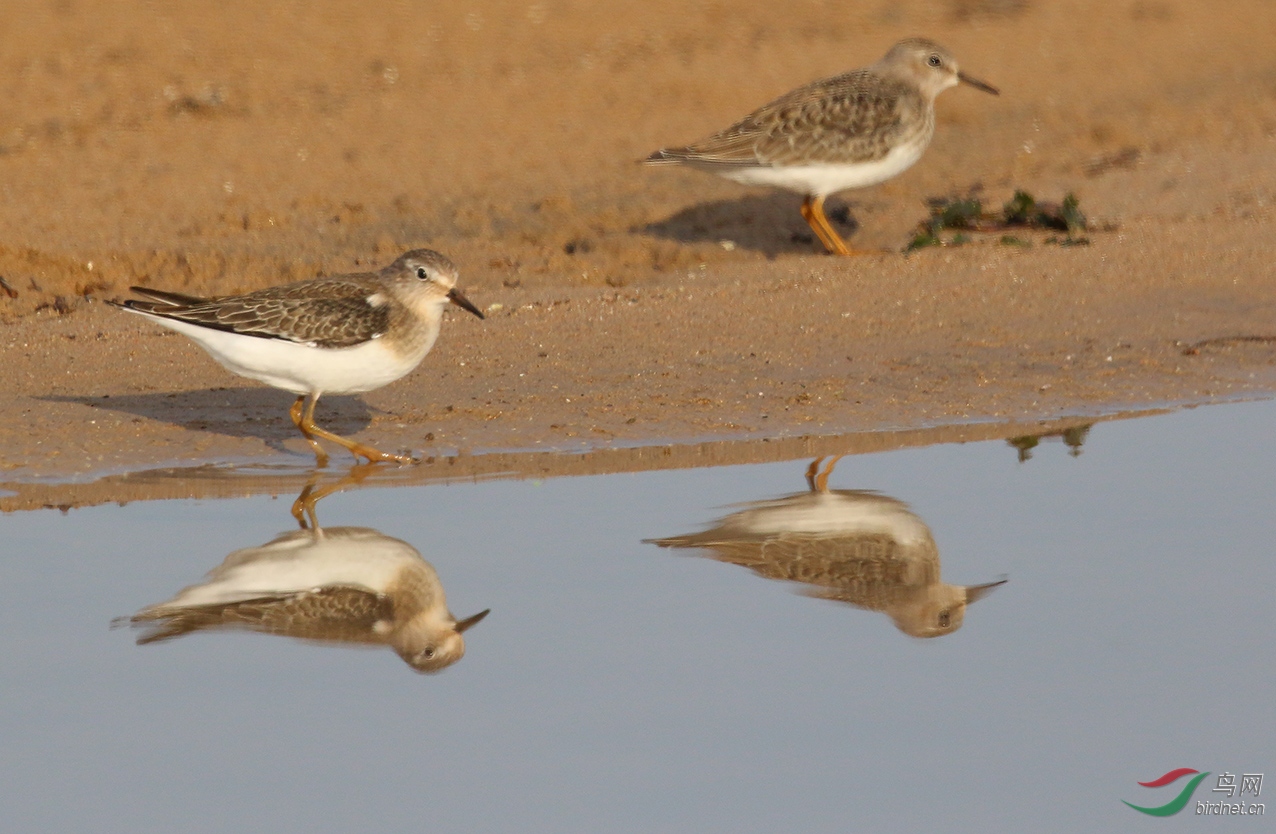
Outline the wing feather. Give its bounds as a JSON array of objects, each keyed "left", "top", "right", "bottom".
[
  {"left": 650, "top": 70, "right": 925, "bottom": 168},
  {"left": 119, "top": 276, "right": 392, "bottom": 348},
  {"left": 130, "top": 586, "right": 392, "bottom": 645}
]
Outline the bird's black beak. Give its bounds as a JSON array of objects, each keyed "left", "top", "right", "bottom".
[
  {"left": 965, "top": 578, "right": 1009, "bottom": 603},
  {"left": 958, "top": 71, "right": 999, "bottom": 95},
  {"left": 455, "top": 609, "right": 491, "bottom": 633},
  {"left": 448, "top": 287, "right": 485, "bottom": 319}
]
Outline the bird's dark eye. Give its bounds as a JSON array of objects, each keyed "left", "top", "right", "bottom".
[
  {"left": 416, "top": 266, "right": 428, "bottom": 280},
  {"left": 938, "top": 611, "right": 951, "bottom": 628},
  {"left": 928, "top": 54, "right": 942, "bottom": 68},
  {"left": 422, "top": 647, "right": 435, "bottom": 658}
]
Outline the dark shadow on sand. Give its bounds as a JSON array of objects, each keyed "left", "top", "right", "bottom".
[
  {"left": 637, "top": 193, "right": 862, "bottom": 257},
  {"left": 40, "top": 389, "right": 375, "bottom": 456}
]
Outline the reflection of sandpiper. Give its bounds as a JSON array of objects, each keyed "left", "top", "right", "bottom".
[
  {"left": 120, "top": 467, "right": 489, "bottom": 672},
  {"left": 647, "top": 456, "right": 1005, "bottom": 637}
]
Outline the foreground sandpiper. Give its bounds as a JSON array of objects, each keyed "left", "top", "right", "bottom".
[
  {"left": 110, "top": 249, "right": 483, "bottom": 465},
  {"left": 645, "top": 37, "right": 999, "bottom": 255}
]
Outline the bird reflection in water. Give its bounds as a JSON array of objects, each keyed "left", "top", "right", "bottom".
[
  {"left": 647, "top": 456, "right": 1005, "bottom": 637},
  {"left": 119, "top": 466, "right": 489, "bottom": 672}
]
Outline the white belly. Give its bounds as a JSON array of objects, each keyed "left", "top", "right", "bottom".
[
  {"left": 150, "top": 528, "right": 428, "bottom": 609},
  {"left": 144, "top": 315, "right": 434, "bottom": 396},
  {"left": 717, "top": 140, "right": 928, "bottom": 196},
  {"left": 737, "top": 492, "right": 932, "bottom": 546}
]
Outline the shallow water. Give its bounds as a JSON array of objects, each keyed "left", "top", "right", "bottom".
[{"left": 2, "top": 400, "right": 1273, "bottom": 832}]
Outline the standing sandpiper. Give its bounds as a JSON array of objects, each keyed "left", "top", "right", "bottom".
[
  {"left": 645, "top": 38, "right": 999, "bottom": 255},
  {"left": 110, "top": 249, "right": 484, "bottom": 466}
]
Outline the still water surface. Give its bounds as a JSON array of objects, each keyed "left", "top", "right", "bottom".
[{"left": 2, "top": 401, "right": 1273, "bottom": 832}]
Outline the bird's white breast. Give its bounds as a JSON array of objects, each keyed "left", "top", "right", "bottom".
[
  {"left": 735, "top": 492, "right": 932, "bottom": 545},
  {"left": 153, "top": 529, "right": 429, "bottom": 609},
  {"left": 717, "top": 139, "right": 929, "bottom": 196},
  {"left": 142, "top": 314, "right": 438, "bottom": 395}
]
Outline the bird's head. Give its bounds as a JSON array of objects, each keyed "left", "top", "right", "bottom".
[
  {"left": 889, "top": 578, "right": 1006, "bottom": 638},
  {"left": 388, "top": 249, "right": 484, "bottom": 320},
  {"left": 395, "top": 607, "right": 490, "bottom": 673},
  {"left": 881, "top": 38, "right": 999, "bottom": 100}
]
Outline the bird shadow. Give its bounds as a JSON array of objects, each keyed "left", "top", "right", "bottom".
[
  {"left": 40, "top": 389, "right": 375, "bottom": 457},
  {"left": 638, "top": 193, "right": 861, "bottom": 257}
]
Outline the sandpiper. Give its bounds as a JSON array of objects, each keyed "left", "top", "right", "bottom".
[
  {"left": 110, "top": 249, "right": 483, "bottom": 465},
  {"left": 122, "top": 523, "right": 490, "bottom": 673},
  {"left": 645, "top": 38, "right": 999, "bottom": 255},
  {"left": 646, "top": 457, "right": 1005, "bottom": 637}
]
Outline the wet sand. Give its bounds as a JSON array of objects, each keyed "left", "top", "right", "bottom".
[{"left": 3, "top": 1, "right": 1276, "bottom": 493}]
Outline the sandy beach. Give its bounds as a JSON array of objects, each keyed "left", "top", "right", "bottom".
[{"left": 3, "top": 0, "right": 1276, "bottom": 495}]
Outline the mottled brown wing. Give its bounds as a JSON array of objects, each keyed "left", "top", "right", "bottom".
[
  {"left": 124, "top": 277, "right": 391, "bottom": 348},
  {"left": 131, "top": 586, "right": 392, "bottom": 645},
  {"left": 657, "top": 71, "right": 920, "bottom": 167},
  {"left": 657, "top": 533, "right": 936, "bottom": 612}
]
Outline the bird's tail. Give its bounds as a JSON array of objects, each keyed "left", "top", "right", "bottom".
[
  {"left": 123, "top": 286, "right": 209, "bottom": 306},
  {"left": 642, "top": 148, "right": 693, "bottom": 165}
]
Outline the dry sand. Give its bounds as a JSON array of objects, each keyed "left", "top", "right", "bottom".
[{"left": 3, "top": 1, "right": 1276, "bottom": 502}]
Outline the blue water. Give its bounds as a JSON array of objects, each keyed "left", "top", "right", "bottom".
[{"left": 1, "top": 400, "right": 1273, "bottom": 833}]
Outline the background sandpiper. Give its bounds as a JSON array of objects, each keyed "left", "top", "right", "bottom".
[
  {"left": 645, "top": 37, "right": 999, "bottom": 255},
  {"left": 110, "top": 249, "right": 483, "bottom": 466}
]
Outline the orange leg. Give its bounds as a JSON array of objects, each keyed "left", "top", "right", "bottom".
[
  {"left": 805, "top": 458, "right": 821, "bottom": 492},
  {"left": 805, "top": 455, "right": 845, "bottom": 493},
  {"left": 815, "top": 454, "right": 844, "bottom": 492},
  {"left": 290, "top": 463, "right": 380, "bottom": 528},
  {"left": 290, "top": 395, "right": 330, "bottom": 467},
  {"left": 291, "top": 394, "right": 414, "bottom": 466},
  {"left": 800, "top": 195, "right": 858, "bottom": 256}
]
